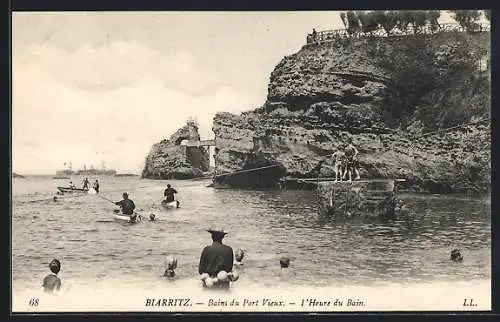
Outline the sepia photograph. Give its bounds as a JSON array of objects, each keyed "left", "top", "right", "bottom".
[{"left": 11, "top": 10, "right": 491, "bottom": 312}]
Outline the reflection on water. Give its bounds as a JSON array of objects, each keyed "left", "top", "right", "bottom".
[{"left": 12, "top": 176, "right": 490, "bottom": 294}]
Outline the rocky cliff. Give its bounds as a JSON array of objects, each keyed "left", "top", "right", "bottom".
[
  {"left": 142, "top": 121, "right": 209, "bottom": 179},
  {"left": 213, "top": 31, "right": 490, "bottom": 192}
]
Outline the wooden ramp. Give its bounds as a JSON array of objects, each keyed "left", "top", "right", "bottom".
[{"left": 279, "top": 177, "right": 405, "bottom": 191}]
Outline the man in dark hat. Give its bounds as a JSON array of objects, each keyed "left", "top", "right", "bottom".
[
  {"left": 198, "top": 228, "right": 234, "bottom": 289},
  {"left": 115, "top": 192, "right": 136, "bottom": 220}
]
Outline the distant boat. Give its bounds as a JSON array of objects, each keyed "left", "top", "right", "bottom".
[
  {"left": 12, "top": 172, "right": 25, "bottom": 178},
  {"left": 55, "top": 169, "right": 74, "bottom": 176},
  {"left": 56, "top": 161, "right": 117, "bottom": 176},
  {"left": 75, "top": 168, "right": 117, "bottom": 176},
  {"left": 53, "top": 175, "right": 70, "bottom": 180},
  {"left": 75, "top": 162, "right": 116, "bottom": 176}
]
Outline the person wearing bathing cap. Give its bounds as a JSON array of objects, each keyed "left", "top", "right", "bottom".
[
  {"left": 164, "top": 256, "right": 178, "bottom": 279},
  {"left": 280, "top": 257, "right": 290, "bottom": 268},
  {"left": 198, "top": 228, "right": 234, "bottom": 289},
  {"left": 115, "top": 192, "right": 136, "bottom": 220},
  {"left": 43, "top": 259, "right": 62, "bottom": 293},
  {"left": 234, "top": 249, "right": 245, "bottom": 266},
  {"left": 279, "top": 256, "right": 294, "bottom": 281},
  {"left": 451, "top": 249, "right": 463, "bottom": 262}
]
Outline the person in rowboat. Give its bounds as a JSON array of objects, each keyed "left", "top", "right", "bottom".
[
  {"left": 199, "top": 228, "right": 234, "bottom": 289},
  {"left": 115, "top": 192, "right": 136, "bottom": 220},
  {"left": 163, "top": 184, "right": 178, "bottom": 203},
  {"left": 68, "top": 180, "right": 76, "bottom": 189}
]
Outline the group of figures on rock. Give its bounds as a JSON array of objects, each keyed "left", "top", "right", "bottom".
[{"left": 329, "top": 139, "right": 361, "bottom": 182}]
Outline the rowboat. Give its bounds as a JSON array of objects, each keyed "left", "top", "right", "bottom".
[
  {"left": 57, "top": 186, "right": 89, "bottom": 194},
  {"left": 112, "top": 209, "right": 141, "bottom": 223},
  {"left": 161, "top": 200, "right": 180, "bottom": 209}
]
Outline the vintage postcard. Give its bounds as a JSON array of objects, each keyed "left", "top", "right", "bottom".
[{"left": 11, "top": 10, "right": 491, "bottom": 312}]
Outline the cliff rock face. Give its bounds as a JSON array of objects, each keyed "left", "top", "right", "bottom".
[
  {"left": 213, "top": 32, "right": 490, "bottom": 192},
  {"left": 142, "top": 121, "right": 209, "bottom": 179}
]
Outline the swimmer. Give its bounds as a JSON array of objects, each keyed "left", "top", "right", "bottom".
[
  {"left": 279, "top": 256, "right": 294, "bottom": 281},
  {"left": 53, "top": 196, "right": 58, "bottom": 202},
  {"left": 279, "top": 256, "right": 290, "bottom": 268},
  {"left": 235, "top": 248, "right": 245, "bottom": 266},
  {"left": 163, "top": 256, "right": 178, "bottom": 278},
  {"left": 42, "top": 259, "right": 62, "bottom": 293},
  {"left": 149, "top": 213, "right": 156, "bottom": 221},
  {"left": 451, "top": 249, "right": 463, "bottom": 262}
]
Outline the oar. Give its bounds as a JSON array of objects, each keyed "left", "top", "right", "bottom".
[
  {"left": 25, "top": 193, "right": 85, "bottom": 204},
  {"left": 95, "top": 194, "right": 116, "bottom": 204}
]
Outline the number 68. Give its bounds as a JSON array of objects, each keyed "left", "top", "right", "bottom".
[{"left": 28, "top": 298, "right": 39, "bottom": 306}]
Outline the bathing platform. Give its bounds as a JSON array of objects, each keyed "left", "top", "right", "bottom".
[
  {"left": 278, "top": 177, "right": 406, "bottom": 219},
  {"left": 315, "top": 179, "right": 406, "bottom": 219}
]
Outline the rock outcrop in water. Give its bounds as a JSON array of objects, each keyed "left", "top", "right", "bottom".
[
  {"left": 12, "top": 172, "right": 25, "bottom": 178},
  {"left": 142, "top": 120, "right": 209, "bottom": 179},
  {"left": 213, "top": 31, "right": 490, "bottom": 192}
]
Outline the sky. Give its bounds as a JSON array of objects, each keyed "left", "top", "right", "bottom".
[{"left": 11, "top": 11, "right": 466, "bottom": 175}]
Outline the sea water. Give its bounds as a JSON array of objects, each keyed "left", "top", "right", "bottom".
[{"left": 11, "top": 176, "right": 491, "bottom": 311}]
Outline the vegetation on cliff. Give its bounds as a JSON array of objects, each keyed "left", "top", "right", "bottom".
[
  {"left": 366, "top": 32, "right": 489, "bottom": 130},
  {"left": 337, "top": 10, "right": 487, "bottom": 37}
]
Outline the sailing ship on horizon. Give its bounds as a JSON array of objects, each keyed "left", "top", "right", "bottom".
[{"left": 55, "top": 161, "right": 117, "bottom": 176}]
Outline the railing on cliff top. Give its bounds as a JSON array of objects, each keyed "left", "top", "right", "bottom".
[{"left": 306, "top": 22, "right": 490, "bottom": 45}]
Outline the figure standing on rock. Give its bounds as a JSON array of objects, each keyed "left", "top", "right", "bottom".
[
  {"left": 343, "top": 139, "right": 361, "bottom": 181},
  {"left": 312, "top": 28, "right": 318, "bottom": 43},
  {"left": 331, "top": 149, "right": 347, "bottom": 181}
]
